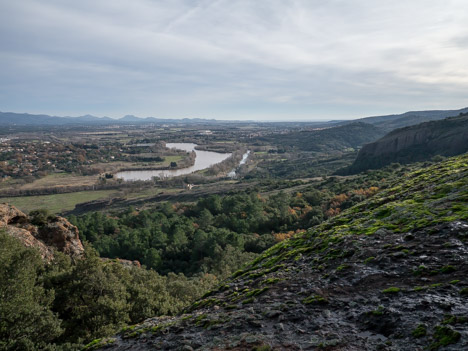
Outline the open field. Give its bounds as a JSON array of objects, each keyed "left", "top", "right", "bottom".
[
  {"left": 0, "top": 185, "right": 188, "bottom": 214},
  {"left": 93, "top": 155, "right": 184, "bottom": 172},
  {"left": 18, "top": 173, "right": 99, "bottom": 190},
  {"left": 118, "top": 186, "right": 182, "bottom": 201},
  {"left": 0, "top": 190, "right": 118, "bottom": 213}
]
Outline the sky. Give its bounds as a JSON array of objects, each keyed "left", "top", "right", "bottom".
[{"left": 1, "top": 0, "right": 467, "bottom": 121}]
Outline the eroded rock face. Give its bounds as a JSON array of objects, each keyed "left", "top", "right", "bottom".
[
  {"left": 0, "top": 203, "right": 28, "bottom": 226},
  {"left": 345, "top": 115, "right": 468, "bottom": 174},
  {"left": 3, "top": 225, "right": 55, "bottom": 260},
  {"left": 37, "top": 217, "right": 84, "bottom": 259},
  {"left": 0, "top": 203, "right": 84, "bottom": 260}
]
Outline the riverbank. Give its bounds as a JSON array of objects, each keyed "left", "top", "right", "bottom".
[{"left": 116, "top": 143, "right": 231, "bottom": 181}]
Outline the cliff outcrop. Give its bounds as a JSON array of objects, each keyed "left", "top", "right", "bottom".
[
  {"left": 0, "top": 204, "right": 84, "bottom": 260},
  {"left": 94, "top": 153, "right": 468, "bottom": 351},
  {"left": 341, "top": 115, "right": 468, "bottom": 174}
]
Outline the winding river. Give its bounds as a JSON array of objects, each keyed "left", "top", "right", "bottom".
[{"left": 115, "top": 143, "right": 231, "bottom": 181}]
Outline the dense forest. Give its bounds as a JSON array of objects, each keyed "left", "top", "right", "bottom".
[
  {"left": 68, "top": 173, "right": 390, "bottom": 279},
  {"left": 68, "top": 161, "right": 418, "bottom": 283}
]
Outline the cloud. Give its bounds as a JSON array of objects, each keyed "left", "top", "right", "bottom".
[{"left": 0, "top": 0, "right": 467, "bottom": 120}]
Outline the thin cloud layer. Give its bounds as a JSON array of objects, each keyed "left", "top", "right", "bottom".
[{"left": 0, "top": 0, "right": 467, "bottom": 120}]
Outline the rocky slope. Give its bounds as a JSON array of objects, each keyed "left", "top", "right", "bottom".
[
  {"left": 340, "top": 115, "right": 468, "bottom": 174},
  {"left": 353, "top": 107, "right": 468, "bottom": 132},
  {"left": 92, "top": 153, "right": 468, "bottom": 350},
  {"left": 0, "top": 204, "right": 84, "bottom": 260}
]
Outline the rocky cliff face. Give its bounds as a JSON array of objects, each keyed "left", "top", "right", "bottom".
[
  {"left": 341, "top": 115, "right": 468, "bottom": 174},
  {"left": 0, "top": 204, "right": 84, "bottom": 260},
  {"left": 92, "top": 154, "right": 468, "bottom": 350}
]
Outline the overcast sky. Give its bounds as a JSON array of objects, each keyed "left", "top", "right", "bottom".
[{"left": 1, "top": 0, "right": 467, "bottom": 120}]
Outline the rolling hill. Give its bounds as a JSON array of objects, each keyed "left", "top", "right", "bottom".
[
  {"left": 258, "top": 122, "right": 385, "bottom": 152},
  {"left": 350, "top": 107, "right": 468, "bottom": 132}
]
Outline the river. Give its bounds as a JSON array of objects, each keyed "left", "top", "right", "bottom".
[
  {"left": 115, "top": 143, "right": 231, "bottom": 181},
  {"left": 228, "top": 150, "right": 250, "bottom": 178}
]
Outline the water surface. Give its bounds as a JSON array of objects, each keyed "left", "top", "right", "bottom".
[{"left": 116, "top": 143, "right": 231, "bottom": 181}]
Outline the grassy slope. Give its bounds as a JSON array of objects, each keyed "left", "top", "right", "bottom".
[
  {"left": 236, "top": 152, "right": 467, "bottom": 277},
  {"left": 96, "top": 153, "right": 468, "bottom": 350}
]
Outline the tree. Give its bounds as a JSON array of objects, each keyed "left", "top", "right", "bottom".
[
  {"left": 0, "top": 232, "right": 63, "bottom": 350},
  {"left": 49, "top": 247, "right": 130, "bottom": 343},
  {"left": 197, "top": 208, "right": 213, "bottom": 229},
  {"left": 144, "top": 248, "right": 162, "bottom": 271}
]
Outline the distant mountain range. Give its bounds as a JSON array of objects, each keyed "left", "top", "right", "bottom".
[
  {"left": 1, "top": 107, "right": 467, "bottom": 127},
  {"left": 0, "top": 112, "right": 221, "bottom": 126}
]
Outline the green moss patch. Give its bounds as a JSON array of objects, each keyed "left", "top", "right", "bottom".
[
  {"left": 83, "top": 338, "right": 116, "bottom": 350},
  {"left": 302, "top": 295, "right": 328, "bottom": 305},
  {"left": 411, "top": 324, "right": 427, "bottom": 338},
  {"left": 429, "top": 326, "right": 461, "bottom": 350},
  {"left": 382, "top": 287, "right": 401, "bottom": 294}
]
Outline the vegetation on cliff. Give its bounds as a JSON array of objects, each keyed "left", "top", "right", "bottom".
[
  {"left": 96, "top": 153, "right": 468, "bottom": 350},
  {"left": 0, "top": 160, "right": 421, "bottom": 350},
  {"left": 0, "top": 158, "right": 422, "bottom": 350},
  {"left": 0, "top": 234, "right": 219, "bottom": 350}
]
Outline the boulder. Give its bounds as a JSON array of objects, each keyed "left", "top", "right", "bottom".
[
  {"left": 37, "top": 216, "right": 84, "bottom": 259},
  {"left": 0, "top": 203, "right": 84, "bottom": 260}
]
